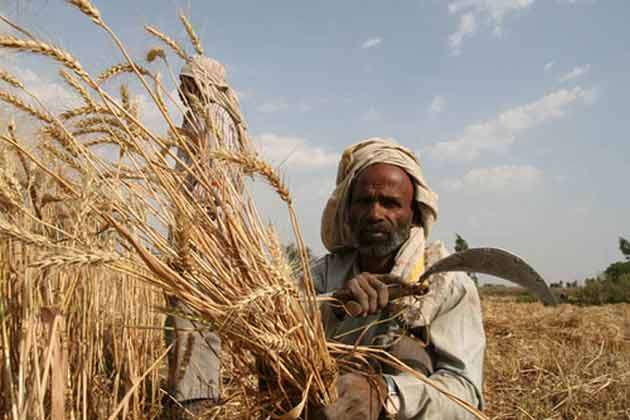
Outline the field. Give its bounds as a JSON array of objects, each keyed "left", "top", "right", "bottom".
[
  {"left": 483, "top": 295, "right": 630, "bottom": 419},
  {"left": 1, "top": 240, "right": 629, "bottom": 420},
  {"left": 0, "top": 3, "right": 628, "bottom": 417}
]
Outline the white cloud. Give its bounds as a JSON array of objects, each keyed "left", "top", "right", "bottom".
[
  {"left": 449, "top": 13, "right": 477, "bottom": 54},
  {"left": 425, "top": 86, "right": 594, "bottom": 162},
  {"left": 442, "top": 164, "right": 542, "bottom": 193},
  {"left": 544, "top": 61, "right": 554, "bottom": 72},
  {"left": 429, "top": 95, "right": 447, "bottom": 115},
  {"left": 361, "top": 37, "right": 382, "bottom": 49},
  {"left": 559, "top": 64, "right": 591, "bottom": 82},
  {"left": 253, "top": 133, "right": 338, "bottom": 170},
  {"left": 256, "top": 99, "right": 289, "bottom": 114},
  {"left": 447, "top": 0, "right": 535, "bottom": 53}
]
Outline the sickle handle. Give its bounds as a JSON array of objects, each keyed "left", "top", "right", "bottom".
[{"left": 333, "top": 282, "right": 429, "bottom": 317}]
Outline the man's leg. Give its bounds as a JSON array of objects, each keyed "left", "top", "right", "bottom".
[{"left": 165, "top": 302, "right": 221, "bottom": 404}]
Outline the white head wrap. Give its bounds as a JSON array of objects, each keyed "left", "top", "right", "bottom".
[
  {"left": 180, "top": 55, "right": 227, "bottom": 88},
  {"left": 321, "top": 137, "right": 438, "bottom": 253}
]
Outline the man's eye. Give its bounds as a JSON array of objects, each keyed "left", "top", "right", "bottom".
[{"left": 382, "top": 199, "right": 400, "bottom": 208}]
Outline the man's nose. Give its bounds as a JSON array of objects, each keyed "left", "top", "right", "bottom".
[{"left": 366, "top": 202, "right": 385, "bottom": 221}]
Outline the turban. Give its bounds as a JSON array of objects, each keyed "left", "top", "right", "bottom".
[
  {"left": 180, "top": 55, "right": 227, "bottom": 89},
  {"left": 177, "top": 55, "right": 248, "bottom": 192},
  {"left": 321, "top": 138, "right": 438, "bottom": 253}
]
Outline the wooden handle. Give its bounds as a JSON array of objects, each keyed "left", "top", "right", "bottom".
[{"left": 333, "top": 282, "right": 429, "bottom": 317}]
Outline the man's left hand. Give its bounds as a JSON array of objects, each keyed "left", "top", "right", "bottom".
[{"left": 317, "top": 373, "right": 386, "bottom": 420}]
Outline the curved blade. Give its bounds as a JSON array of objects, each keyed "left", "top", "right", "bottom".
[{"left": 419, "top": 247, "right": 558, "bottom": 306}]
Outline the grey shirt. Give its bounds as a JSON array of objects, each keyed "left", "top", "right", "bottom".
[{"left": 310, "top": 241, "right": 486, "bottom": 420}]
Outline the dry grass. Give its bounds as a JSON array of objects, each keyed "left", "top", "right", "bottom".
[
  {"left": 0, "top": 2, "right": 336, "bottom": 418},
  {"left": 0, "top": 144, "right": 166, "bottom": 419},
  {"left": 483, "top": 296, "right": 630, "bottom": 419}
]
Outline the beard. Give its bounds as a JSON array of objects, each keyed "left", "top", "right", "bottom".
[{"left": 351, "top": 218, "right": 412, "bottom": 258}]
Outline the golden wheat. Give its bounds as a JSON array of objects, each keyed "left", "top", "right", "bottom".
[
  {"left": 144, "top": 25, "right": 188, "bottom": 60},
  {"left": 179, "top": 14, "right": 204, "bottom": 56}
]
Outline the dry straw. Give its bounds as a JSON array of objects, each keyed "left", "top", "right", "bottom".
[{"left": 0, "top": 2, "right": 489, "bottom": 419}]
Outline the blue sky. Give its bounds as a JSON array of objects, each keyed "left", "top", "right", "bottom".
[{"left": 2, "top": 0, "right": 629, "bottom": 283}]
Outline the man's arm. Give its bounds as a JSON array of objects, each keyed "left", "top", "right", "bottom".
[{"left": 390, "top": 272, "right": 485, "bottom": 420}]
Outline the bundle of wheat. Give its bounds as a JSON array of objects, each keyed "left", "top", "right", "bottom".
[
  {"left": 0, "top": 2, "right": 481, "bottom": 419},
  {"left": 0, "top": 122, "right": 166, "bottom": 419}
]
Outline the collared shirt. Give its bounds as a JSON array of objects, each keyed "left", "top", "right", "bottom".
[{"left": 310, "top": 241, "right": 486, "bottom": 420}]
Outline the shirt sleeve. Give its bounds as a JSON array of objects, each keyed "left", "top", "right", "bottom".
[{"left": 390, "top": 272, "right": 486, "bottom": 420}]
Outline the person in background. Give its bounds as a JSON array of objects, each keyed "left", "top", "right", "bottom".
[{"left": 165, "top": 55, "right": 248, "bottom": 417}]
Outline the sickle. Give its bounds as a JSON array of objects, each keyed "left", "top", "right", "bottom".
[{"left": 327, "top": 247, "right": 558, "bottom": 316}]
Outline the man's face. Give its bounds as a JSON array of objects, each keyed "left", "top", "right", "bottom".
[
  {"left": 179, "top": 75, "right": 202, "bottom": 104},
  {"left": 348, "top": 163, "right": 415, "bottom": 257}
]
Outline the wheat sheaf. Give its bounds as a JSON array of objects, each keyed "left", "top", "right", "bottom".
[{"left": 0, "top": 1, "right": 485, "bottom": 419}]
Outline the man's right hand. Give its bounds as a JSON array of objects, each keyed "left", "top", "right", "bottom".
[{"left": 344, "top": 273, "right": 401, "bottom": 316}]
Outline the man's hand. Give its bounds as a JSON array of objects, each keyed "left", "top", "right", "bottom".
[
  {"left": 318, "top": 373, "right": 386, "bottom": 420},
  {"left": 345, "top": 273, "right": 400, "bottom": 316}
]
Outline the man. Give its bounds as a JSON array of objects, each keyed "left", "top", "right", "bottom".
[
  {"left": 166, "top": 55, "right": 249, "bottom": 415},
  {"left": 312, "top": 138, "right": 485, "bottom": 419}
]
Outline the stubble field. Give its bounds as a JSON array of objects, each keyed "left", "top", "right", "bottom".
[{"left": 1, "top": 240, "right": 629, "bottom": 420}]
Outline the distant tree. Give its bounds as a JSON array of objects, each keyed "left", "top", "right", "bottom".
[
  {"left": 283, "top": 243, "right": 314, "bottom": 268},
  {"left": 619, "top": 236, "right": 630, "bottom": 261},
  {"left": 454, "top": 233, "right": 478, "bottom": 286},
  {"left": 454, "top": 233, "right": 469, "bottom": 253},
  {"left": 604, "top": 261, "right": 630, "bottom": 283}
]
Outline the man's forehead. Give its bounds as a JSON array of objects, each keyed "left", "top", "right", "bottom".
[
  {"left": 356, "top": 163, "right": 408, "bottom": 183},
  {"left": 353, "top": 163, "right": 413, "bottom": 193}
]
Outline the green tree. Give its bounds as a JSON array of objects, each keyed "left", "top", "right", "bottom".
[
  {"left": 283, "top": 243, "right": 314, "bottom": 268},
  {"left": 454, "top": 233, "right": 478, "bottom": 286},
  {"left": 619, "top": 236, "right": 630, "bottom": 261},
  {"left": 454, "top": 233, "right": 469, "bottom": 253}
]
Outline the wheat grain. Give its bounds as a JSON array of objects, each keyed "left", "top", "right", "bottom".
[
  {"left": 0, "top": 36, "right": 90, "bottom": 82},
  {"left": 66, "top": 0, "right": 102, "bottom": 23},
  {"left": 0, "top": 90, "right": 53, "bottom": 123},
  {"left": 97, "top": 62, "right": 150, "bottom": 84},
  {"left": 144, "top": 25, "right": 188, "bottom": 60},
  {"left": 179, "top": 14, "right": 204, "bottom": 56},
  {"left": 59, "top": 69, "right": 94, "bottom": 106},
  {"left": 146, "top": 47, "right": 165, "bottom": 63},
  {"left": 0, "top": 69, "right": 24, "bottom": 89},
  {"left": 30, "top": 251, "right": 120, "bottom": 269}
]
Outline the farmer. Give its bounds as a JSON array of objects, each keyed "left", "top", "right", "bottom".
[
  {"left": 311, "top": 138, "right": 485, "bottom": 419},
  {"left": 166, "top": 55, "right": 249, "bottom": 413}
]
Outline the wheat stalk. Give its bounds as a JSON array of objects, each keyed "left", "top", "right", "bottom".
[
  {"left": 30, "top": 251, "right": 120, "bottom": 269},
  {"left": 0, "top": 36, "right": 90, "bottom": 83},
  {"left": 179, "top": 14, "right": 204, "bottom": 55},
  {"left": 59, "top": 70, "right": 94, "bottom": 106},
  {"left": 0, "top": 69, "right": 24, "bottom": 89},
  {"left": 97, "top": 62, "right": 150, "bottom": 84},
  {"left": 0, "top": 90, "right": 53, "bottom": 123},
  {"left": 66, "top": 0, "right": 102, "bottom": 23},
  {"left": 146, "top": 47, "right": 165, "bottom": 63},
  {"left": 209, "top": 150, "right": 292, "bottom": 205},
  {"left": 144, "top": 25, "right": 188, "bottom": 60}
]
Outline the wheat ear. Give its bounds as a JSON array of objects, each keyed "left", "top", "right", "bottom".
[
  {"left": 179, "top": 14, "right": 204, "bottom": 55},
  {"left": 145, "top": 25, "right": 188, "bottom": 60}
]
